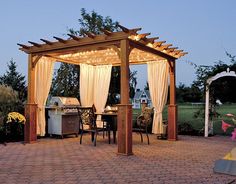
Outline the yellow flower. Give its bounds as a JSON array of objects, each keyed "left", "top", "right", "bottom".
[{"left": 6, "top": 112, "right": 26, "bottom": 124}]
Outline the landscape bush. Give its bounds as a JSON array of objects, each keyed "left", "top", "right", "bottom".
[{"left": 0, "top": 85, "right": 24, "bottom": 142}]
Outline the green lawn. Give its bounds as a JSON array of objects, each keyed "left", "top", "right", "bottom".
[{"left": 133, "top": 104, "right": 236, "bottom": 135}]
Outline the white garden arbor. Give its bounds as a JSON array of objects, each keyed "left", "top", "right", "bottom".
[{"left": 205, "top": 68, "right": 236, "bottom": 137}]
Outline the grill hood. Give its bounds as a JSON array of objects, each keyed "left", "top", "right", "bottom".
[{"left": 49, "top": 97, "right": 80, "bottom": 108}]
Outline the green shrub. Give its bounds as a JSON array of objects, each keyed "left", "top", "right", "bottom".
[
  {"left": 178, "top": 122, "right": 200, "bottom": 135},
  {"left": 0, "top": 85, "right": 24, "bottom": 142}
]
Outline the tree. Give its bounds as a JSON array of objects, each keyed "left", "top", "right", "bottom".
[
  {"left": 51, "top": 8, "right": 137, "bottom": 104},
  {"left": 129, "top": 70, "right": 137, "bottom": 99},
  {"left": 0, "top": 59, "right": 26, "bottom": 102},
  {"left": 0, "top": 85, "right": 19, "bottom": 119},
  {"left": 51, "top": 64, "right": 80, "bottom": 99},
  {"left": 108, "top": 66, "right": 120, "bottom": 104},
  {"left": 176, "top": 83, "right": 202, "bottom": 103},
  {"left": 68, "top": 8, "right": 119, "bottom": 36}
]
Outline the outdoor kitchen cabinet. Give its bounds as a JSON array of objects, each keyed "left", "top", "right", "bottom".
[
  {"left": 47, "top": 97, "right": 80, "bottom": 138},
  {"left": 48, "top": 113, "right": 80, "bottom": 138}
]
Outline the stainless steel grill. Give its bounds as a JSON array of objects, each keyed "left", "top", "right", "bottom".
[
  {"left": 47, "top": 97, "right": 80, "bottom": 138},
  {"left": 49, "top": 97, "right": 80, "bottom": 114}
]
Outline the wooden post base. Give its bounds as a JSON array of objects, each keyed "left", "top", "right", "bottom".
[
  {"left": 117, "top": 104, "right": 133, "bottom": 155},
  {"left": 24, "top": 103, "right": 37, "bottom": 143},
  {"left": 168, "top": 104, "right": 178, "bottom": 141}
]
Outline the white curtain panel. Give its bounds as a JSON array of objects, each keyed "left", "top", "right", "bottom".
[
  {"left": 35, "top": 56, "right": 55, "bottom": 136},
  {"left": 147, "top": 60, "right": 169, "bottom": 134},
  {"left": 80, "top": 64, "right": 95, "bottom": 106},
  {"left": 93, "top": 65, "right": 112, "bottom": 127}
]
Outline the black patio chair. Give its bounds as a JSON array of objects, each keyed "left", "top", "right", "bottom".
[
  {"left": 78, "top": 106, "right": 103, "bottom": 146},
  {"left": 133, "top": 107, "right": 154, "bottom": 145}
]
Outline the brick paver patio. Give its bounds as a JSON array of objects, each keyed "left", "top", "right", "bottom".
[{"left": 0, "top": 134, "right": 236, "bottom": 184}]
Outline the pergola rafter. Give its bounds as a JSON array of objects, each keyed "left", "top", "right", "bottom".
[
  {"left": 67, "top": 34, "right": 81, "bottom": 41},
  {"left": 40, "top": 39, "right": 53, "bottom": 45},
  {"left": 18, "top": 24, "right": 187, "bottom": 155},
  {"left": 153, "top": 41, "right": 166, "bottom": 48},
  {"left": 53, "top": 36, "right": 67, "bottom": 43},
  {"left": 101, "top": 28, "right": 112, "bottom": 36},
  {"left": 17, "top": 43, "right": 30, "bottom": 49},
  {"left": 28, "top": 41, "right": 41, "bottom": 47}
]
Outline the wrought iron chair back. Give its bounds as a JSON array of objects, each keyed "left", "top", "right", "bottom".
[
  {"left": 78, "top": 107, "right": 96, "bottom": 129},
  {"left": 134, "top": 107, "right": 154, "bottom": 144},
  {"left": 78, "top": 106, "right": 99, "bottom": 146},
  {"left": 137, "top": 107, "right": 153, "bottom": 127}
]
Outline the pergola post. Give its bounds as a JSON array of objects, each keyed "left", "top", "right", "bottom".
[
  {"left": 168, "top": 60, "right": 178, "bottom": 141},
  {"left": 204, "top": 87, "right": 210, "bottom": 137},
  {"left": 117, "top": 39, "right": 133, "bottom": 155},
  {"left": 24, "top": 54, "right": 38, "bottom": 143}
]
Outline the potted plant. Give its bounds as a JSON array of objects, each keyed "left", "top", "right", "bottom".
[{"left": 5, "top": 112, "right": 26, "bottom": 142}]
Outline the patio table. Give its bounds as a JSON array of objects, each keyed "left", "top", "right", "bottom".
[{"left": 96, "top": 112, "right": 117, "bottom": 144}]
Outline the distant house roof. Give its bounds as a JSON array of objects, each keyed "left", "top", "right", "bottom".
[
  {"left": 134, "top": 89, "right": 151, "bottom": 100},
  {"left": 144, "top": 90, "right": 151, "bottom": 99},
  {"left": 134, "top": 90, "right": 142, "bottom": 99}
]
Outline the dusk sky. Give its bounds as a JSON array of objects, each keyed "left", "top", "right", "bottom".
[{"left": 1, "top": 0, "right": 236, "bottom": 89}]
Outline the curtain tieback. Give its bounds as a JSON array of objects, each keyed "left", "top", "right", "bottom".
[
  {"left": 154, "top": 110, "right": 162, "bottom": 114},
  {"left": 38, "top": 105, "right": 45, "bottom": 111}
]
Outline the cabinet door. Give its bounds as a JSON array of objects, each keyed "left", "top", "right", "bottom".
[
  {"left": 48, "top": 114, "right": 62, "bottom": 135},
  {"left": 62, "top": 115, "right": 80, "bottom": 134}
]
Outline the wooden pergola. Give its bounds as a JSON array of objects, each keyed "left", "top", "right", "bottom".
[{"left": 18, "top": 25, "right": 187, "bottom": 155}]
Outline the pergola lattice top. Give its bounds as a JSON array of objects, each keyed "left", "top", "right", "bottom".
[{"left": 18, "top": 25, "right": 187, "bottom": 65}]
